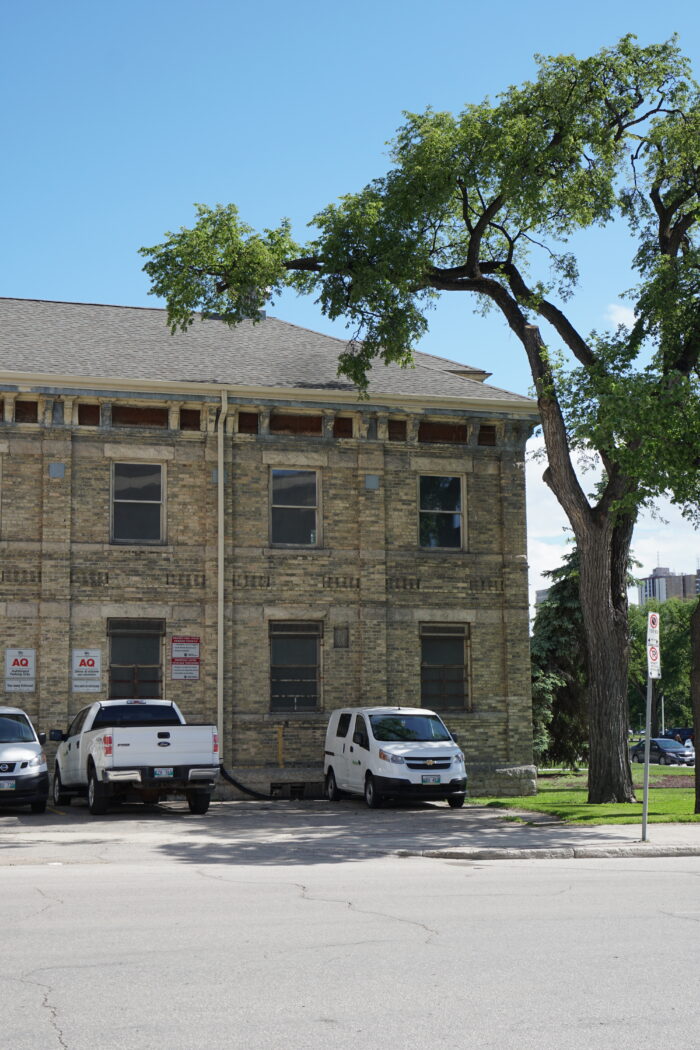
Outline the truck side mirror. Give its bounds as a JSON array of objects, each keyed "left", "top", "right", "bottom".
[{"left": 49, "top": 729, "right": 66, "bottom": 742}]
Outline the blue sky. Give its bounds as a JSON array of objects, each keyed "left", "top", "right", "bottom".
[{"left": 2, "top": 0, "right": 700, "bottom": 599}]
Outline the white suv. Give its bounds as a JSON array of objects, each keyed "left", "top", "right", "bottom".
[{"left": 324, "top": 706, "right": 467, "bottom": 808}]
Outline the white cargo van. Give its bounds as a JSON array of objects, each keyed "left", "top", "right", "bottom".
[{"left": 324, "top": 706, "right": 466, "bottom": 808}]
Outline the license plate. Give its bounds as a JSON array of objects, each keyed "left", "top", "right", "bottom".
[
  {"left": 422, "top": 775, "right": 441, "bottom": 784},
  {"left": 0, "top": 780, "right": 16, "bottom": 791},
  {"left": 153, "top": 767, "right": 174, "bottom": 778}
]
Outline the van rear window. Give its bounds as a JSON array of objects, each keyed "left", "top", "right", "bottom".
[
  {"left": 91, "top": 704, "right": 182, "bottom": 728},
  {"left": 369, "top": 714, "right": 451, "bottom": 742}
]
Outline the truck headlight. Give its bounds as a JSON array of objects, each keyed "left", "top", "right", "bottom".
[{"left": 378, "top": 749, "right": 405, "bottom": 764}]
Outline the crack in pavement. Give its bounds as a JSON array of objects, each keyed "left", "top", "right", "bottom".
[
  {"left": 295, "top": 882, "right": 440, "bottom": 939},
  {"left": 4, "top": 973, "right": 69, "bottom": 1050}
]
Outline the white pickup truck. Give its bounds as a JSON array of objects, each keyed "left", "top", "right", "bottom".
[{"left": 50, "top": 699, "right": 219, "bottom": 815}]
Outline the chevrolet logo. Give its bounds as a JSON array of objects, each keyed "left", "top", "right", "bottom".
[{"left": 426, "top": 759, "right": 434, "bottom": 766}]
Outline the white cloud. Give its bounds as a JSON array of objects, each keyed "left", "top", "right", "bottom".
[
  {"left": 525, "top": 437, "right": 700, "bottom": 611},
  {"left": 605, "top": 302, "right": 636, "bottom": 328}
]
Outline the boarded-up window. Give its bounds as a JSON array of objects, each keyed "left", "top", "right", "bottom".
[
  {"left": 78, "top": 403, "right": 100, "bottom": 426},
  {"left": 270, "top": 412, "right": 323, "bottom": 436},
  {"left": 478, "top": 424, "right": 497, "bottom": 446},
  {"left": 112, "top": 405, "right": 169, "bottom": 428},
  {"left": 333, "top": 417, "right": 353, "bottom": 439},
  {"left": 418, "top": 421, "right": 468, "bottom": 444},
  {"left": 15, "top": 401, "right": 38, "bottom": 423},
  {"left": 238, "top": 411, "right": 259, "bottom": 434},
  {"left": 388, "top": 419, "right": 407, "bottom": 441},
  {"left": 420, "top": 624, "right": 470, "bottom": 710},
  {"left": 180, "top": 408, "right": 201, "bottom": 431},
  {"left": 270, "top": 622, "right": 322, "bottom": 712}
]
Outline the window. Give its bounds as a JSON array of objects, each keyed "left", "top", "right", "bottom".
[
  {"left": 419, "top": 475, "right": 463, "bottom": 549},
  {"left": 179, "top": 408, "right": 201, "bottom": 431},
  {"left": 478, "top": 424, "right": 497, "bottom": 446},
  {"left": 269, "top": 622, "right": 321, "bottom": 712},
  {"left": 335, "top": 712, "right": 352, "bottom": 738},
  {"left": 112, "top": 462, "right": 164, "bottom": 544},
  {"left": 78, "top": 403, "right": 100, "bottom": 426},
  {"left": 270, "top": 412, "right": 322, "bottom": 436},
  {"left": 353, "top": 714, "right": 370, "bottom": 750},
  {"left": 418, "top": 420, "right": 468, "bottom": 444},
  {"left": 112, "top": 405, "right": 168, "bottom": 428},
  {"left": 333, "top": 416, "right": 353, "bottom": 439},
  {"left": 15, "top": 401, "right": 38, "bottom": 423},
  {"left": 420, "top": 624, "right": 469, "bottom": 710},
  {"left": 108, "top": 619, "right": 164, "bottom": 699},
  {"left": 388, "top": 419, "right": 407, "bottom": 441},
  {"left": 238, "top": 411, "right": 259, "bottom": 434},
  {"left": 271, "top": 469, "right": 318, "bottom": 546}
]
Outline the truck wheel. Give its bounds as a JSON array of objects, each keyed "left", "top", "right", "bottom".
[
  {"left": 52, "top": 767, "right": 71, "bottom": 807},
  {"left": 87, "top": 767, "right": 109, "bottom": 815},
  {"left": 364, "top": 774, "right": 382, "bottom": 808},
  {"left": 187, "top": 791, "right": 210, "bottom": 815}
]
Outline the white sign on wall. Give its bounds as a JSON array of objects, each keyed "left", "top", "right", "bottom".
[
  {"left": 171, "top": 636, "right": 200, "bottom": 681},
  {"left": 72, "top": 649, "right": 102, "bottom": 692},
  {"left": 5, "top": 648, "right": 36, "bottom": 692}
]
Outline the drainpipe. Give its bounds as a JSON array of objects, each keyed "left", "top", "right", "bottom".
[{"left": 217, "top": 392, "right": 229, "bottom": 763}]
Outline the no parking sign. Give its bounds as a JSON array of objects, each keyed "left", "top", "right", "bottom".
[{"left": 646, "top": 612, "right": 661, "bottom": 679}]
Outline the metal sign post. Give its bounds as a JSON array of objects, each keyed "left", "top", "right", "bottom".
[{"left": 642, "top": 612, "right": 661, "bottom": 842}]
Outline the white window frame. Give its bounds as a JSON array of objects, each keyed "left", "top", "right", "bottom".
[
  {"left": 270, "top": 468, "right": 320, "bottom": 547},
  {"left": 417, "top": 473, "right": 465, "bottom": 550},
  {"left": 110, "top": 461, "right": 165, "bottom": 545}
]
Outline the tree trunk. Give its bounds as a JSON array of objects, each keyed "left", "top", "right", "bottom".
[
  {"left": 690, "top": 599, "right": 700, "bottom": 814},
  {"left": 576, "top": 515, "right": 636, "bottom": 803}
]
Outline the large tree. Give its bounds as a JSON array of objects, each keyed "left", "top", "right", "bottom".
[{"left": 141, "top": 37, "right": 700, "bottom": 802}]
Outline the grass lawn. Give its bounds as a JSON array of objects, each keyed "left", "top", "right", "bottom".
[{"left": 469, "top": 765, "right": 700, "bottom": 825}]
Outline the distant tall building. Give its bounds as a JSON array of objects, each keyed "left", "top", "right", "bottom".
[{"left": 637, "top": 567, "right": 700, "bottom": 605}]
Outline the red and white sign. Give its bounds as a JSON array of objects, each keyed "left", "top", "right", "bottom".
[
  {"left": 72, "top": 649, "right": 102, "bottom": 692},
  {"left": 5, "top": 648, "right": 36, "bottom": 692},
  {"left": 647, "top": 613, "right": 661, "bottom": 679},
  {"left": 171, "top": 636, "right": 200, "bottom": 681}
]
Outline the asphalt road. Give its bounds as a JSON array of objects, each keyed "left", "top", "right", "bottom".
[{"left": 3, "top": 800, "right": 700, "bottom": 1049}]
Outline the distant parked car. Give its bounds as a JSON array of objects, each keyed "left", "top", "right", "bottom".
[
  {"left": 0, "top": 706, "right": 49, "bottom": 812},
  {"left": 630, "top": 737, "right": 695, "bottom": 766}
]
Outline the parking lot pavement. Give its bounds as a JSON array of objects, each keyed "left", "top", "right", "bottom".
[{"left": 2, "top": 798, "right": 700, "bottom": 866}]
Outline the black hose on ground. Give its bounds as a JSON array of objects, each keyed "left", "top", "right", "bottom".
[{"left": 219, "top": 763, "right": 273, "bottom": 800}]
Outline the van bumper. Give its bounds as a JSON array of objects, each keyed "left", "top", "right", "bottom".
[{"left": 373, "top": 774, "right": 467, "bottom": 800}]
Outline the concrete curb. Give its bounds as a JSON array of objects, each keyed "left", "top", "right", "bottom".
[{"left": 398, "top": 845, "right": 700, "bottom": 861}]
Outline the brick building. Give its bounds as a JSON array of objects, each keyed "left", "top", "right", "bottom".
[{"left": 0, "top": 297, "right": 539, "bottom": 796}]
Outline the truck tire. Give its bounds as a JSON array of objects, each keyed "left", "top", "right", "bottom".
[
  {"left": 52, "top": 766, "right": 71, "bottom": 807},
  {"left": 187, "top": 790, "right": 210, "bottom": 815},
  {"left": 87, "top": 766, "right": 109, "bottom": 815}
]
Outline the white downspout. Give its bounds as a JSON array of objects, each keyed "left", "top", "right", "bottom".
[{"left": 217, "top": 392, "right": 229, "bottom": 763}]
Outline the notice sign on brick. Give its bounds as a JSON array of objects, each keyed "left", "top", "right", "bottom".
[
  {"left": 72, "top": 649, "right": 102, "bottom": 692},
  {"left": 171, "top": 636, "right": 200, "bottom": 681},
  {"left": 5, "top": 648, "right": 36, "bottom": 692}
]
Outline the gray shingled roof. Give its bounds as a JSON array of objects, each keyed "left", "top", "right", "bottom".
[{"left": 0, "top": 298, "right": 535, "bottom": 408}]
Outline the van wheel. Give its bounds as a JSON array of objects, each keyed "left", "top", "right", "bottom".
[
  {"left": 364, "top": 774, "right": 382, "bottom": 808},
  {"left": 187, "top": 791, "right": 210, "bottom": 815},
  {"left": 447, "top": 794, "right": 465, "bottom": 809},
  {"left": 87, "top": 767, "right": 109, "bottom": 815},
  {"left": 52, "top": 767, "right": 70, "bottom": 806},
  {"left": 325, "top": 769, "right": 341, "bottom": 802}
]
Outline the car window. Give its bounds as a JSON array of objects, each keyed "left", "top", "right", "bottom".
[
  {"left": 336, "top": 713, "right": 351, "bottom": 739},
  {"left": 91, "top": 703, "right": 182, "bottom": 728},
  {"left": 353, "top": 715, "right": 370, "bottom": 751},
  {"left": 369, "top": 714, "right": 452, "bottom": 742},
  {"left": 0, "top": 713, "right": 35, "bottom": 743},
  {"left": 67, "top": 708, "right": 91, "bottom": 737},
  {"left": 660, "top": 740, "right": 685, "bottom": 751}
]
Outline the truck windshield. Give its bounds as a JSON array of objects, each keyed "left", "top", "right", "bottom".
[
  {"left": 0, "top": 713, "right": 36, "bottom": 743},
  {"left": 91, "top": 704, "right": 182, "bottom": 728},
  {"left": 369, "top": 714, "right": 452, "bottom": 742}
]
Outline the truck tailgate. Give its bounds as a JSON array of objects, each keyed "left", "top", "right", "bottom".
[{"left": 110, "top": 725, "right": 217, "bottom": 766}]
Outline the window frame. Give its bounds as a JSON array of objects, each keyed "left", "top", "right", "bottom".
[
  {"left": 420, "top": 624, "right": 471, "bottom": 711},
  {"left": 417, "top": 473, "right": 465, "bottom": 551},
  {"left": 269, "top": 621, "right": 322, "bottom": 713},
  {"left": 110, "top": 461, "right": 165, "bottom": 546},
  {"left": 269, "top": 467, "right": 320, "bottom": 548}
]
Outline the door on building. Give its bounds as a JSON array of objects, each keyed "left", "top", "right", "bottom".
[{"left": 108, "top": 619, "right": 164, "bottom": 699}]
